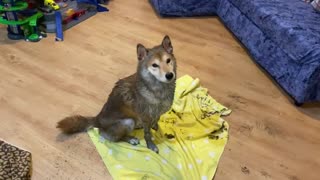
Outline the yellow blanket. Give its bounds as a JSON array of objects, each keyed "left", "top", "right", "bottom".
[{"left": 88, "top": 75, "right": 231, "bottom": 180}]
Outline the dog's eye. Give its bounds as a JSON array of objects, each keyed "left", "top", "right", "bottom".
[
  {"left": 166, "top": 58, "right": 171, "bottom": 64},
  {"left": 152, "top": 63, "right": 159, "bottom": 68}
]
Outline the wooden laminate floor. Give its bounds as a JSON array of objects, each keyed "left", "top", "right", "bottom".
[{"left": 0, "top": 0, "right": 319, "bottom": 179}]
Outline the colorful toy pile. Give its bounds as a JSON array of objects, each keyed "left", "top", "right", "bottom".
[
  {"left": 0, "top": 0, "right": 108, "bottom": 42},
  {"left": 0, "top": 0, "right": 44, "bottom": 42}
]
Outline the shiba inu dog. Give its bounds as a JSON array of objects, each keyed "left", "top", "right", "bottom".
[{"left": 57, "top": 35, "right": 177, "bottom": 153}]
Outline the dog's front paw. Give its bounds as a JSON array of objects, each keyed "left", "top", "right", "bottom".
[
  {"left": 147, "top": 142, "right": 159, "bottom": 153},
  {"left": 128, "top": 137, "right": 140, "bottom": 145}
]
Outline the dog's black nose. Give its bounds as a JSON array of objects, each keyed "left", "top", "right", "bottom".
[{"left": 165, "top": 73, "right": 174, "bottom": 80}]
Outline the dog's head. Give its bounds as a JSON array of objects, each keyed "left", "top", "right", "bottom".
[{"left": 137, "top": 35, "right": 177, "bottom": 83}]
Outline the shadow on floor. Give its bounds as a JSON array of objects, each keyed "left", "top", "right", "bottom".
[{"left": 298, "top": 102, "right": 320, "bottom": 121}]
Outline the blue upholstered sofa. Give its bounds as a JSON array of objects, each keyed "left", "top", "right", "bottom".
[{"left": 150, "top": 0, "right": 320, "bottom": 104}]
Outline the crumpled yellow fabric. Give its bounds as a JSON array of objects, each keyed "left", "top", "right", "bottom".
[{"left": 88, "top": 75, "right": 231, "bottom": 180}]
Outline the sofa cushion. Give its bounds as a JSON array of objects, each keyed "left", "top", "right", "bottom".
[
  {"left": 149, "top": 0, "right": 219, "bottom": 17},
  {"left": 228, "top": 0, "right": 320, "bottom": 64}
]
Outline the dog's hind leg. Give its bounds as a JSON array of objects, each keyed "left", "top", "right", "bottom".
[
  {"left": 100, "top": 118, "right": 140, "bottom": 145},
  {"left": 119, "top": 118, "right": 140, "bottom": 145}
]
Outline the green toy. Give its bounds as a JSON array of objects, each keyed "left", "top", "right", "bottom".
[{"left": 0, "top": 0, "right": 44, "bottom": 42}]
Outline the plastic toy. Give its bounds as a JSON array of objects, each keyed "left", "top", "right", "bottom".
[
  {"left": 40, "top": 0, "right": 102, "bottom": 33},
  {"left": 54, "top": 10, "right": 62, "bottom": 41},
  {"left": 58, "top": 2, "right": 67, "bottom": 8},
  {"left": 62, "top": 9, "right": 85, "bottom": 24},
  {"left": 0, "top": 0, "right": 45, "bottom": 42},
  {"left": 1, "top": 0, "right": 108, "bottom": 42},
  {"left": 44, "top": 0, "right": 59, "bottom": 10},
  {"left": 65, "top": 8, "right": 74, "bottom": 16}
]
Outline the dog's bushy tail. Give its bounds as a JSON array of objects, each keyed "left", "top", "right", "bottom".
[{"left": 56, "top": 115, "right": 97, "bottom": 134}]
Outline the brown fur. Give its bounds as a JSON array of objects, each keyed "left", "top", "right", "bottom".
[
  {"left": 57, "top": 35, "right": 177, "bottom": 153},
  {"left": 56, "top": 115, "right": 96, "bottom": 134}
]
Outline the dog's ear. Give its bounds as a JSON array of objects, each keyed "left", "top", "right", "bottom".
[
  {"left": 162, "top": 35, "right": 173, "bottom": 54},
  {"left": 137, "top": 44, "right": 148, "bottom": 61}
]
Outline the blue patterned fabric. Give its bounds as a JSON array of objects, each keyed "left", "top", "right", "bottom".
[
  {"left": 149, "top": 0, "right": 320, "bottom": 103},
  {"left": 149, "top": 0, "right": 219, "bottom": 17},
  {"left": 217, "top": 0, "right": 320, "bottom": 103},
  {"left": 227, "top": 0, "right": 320, "bottom": 64}
]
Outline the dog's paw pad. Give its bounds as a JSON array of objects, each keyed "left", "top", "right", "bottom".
[{"left": 128, "top": 138, "right": 140, "bottom": 145}]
